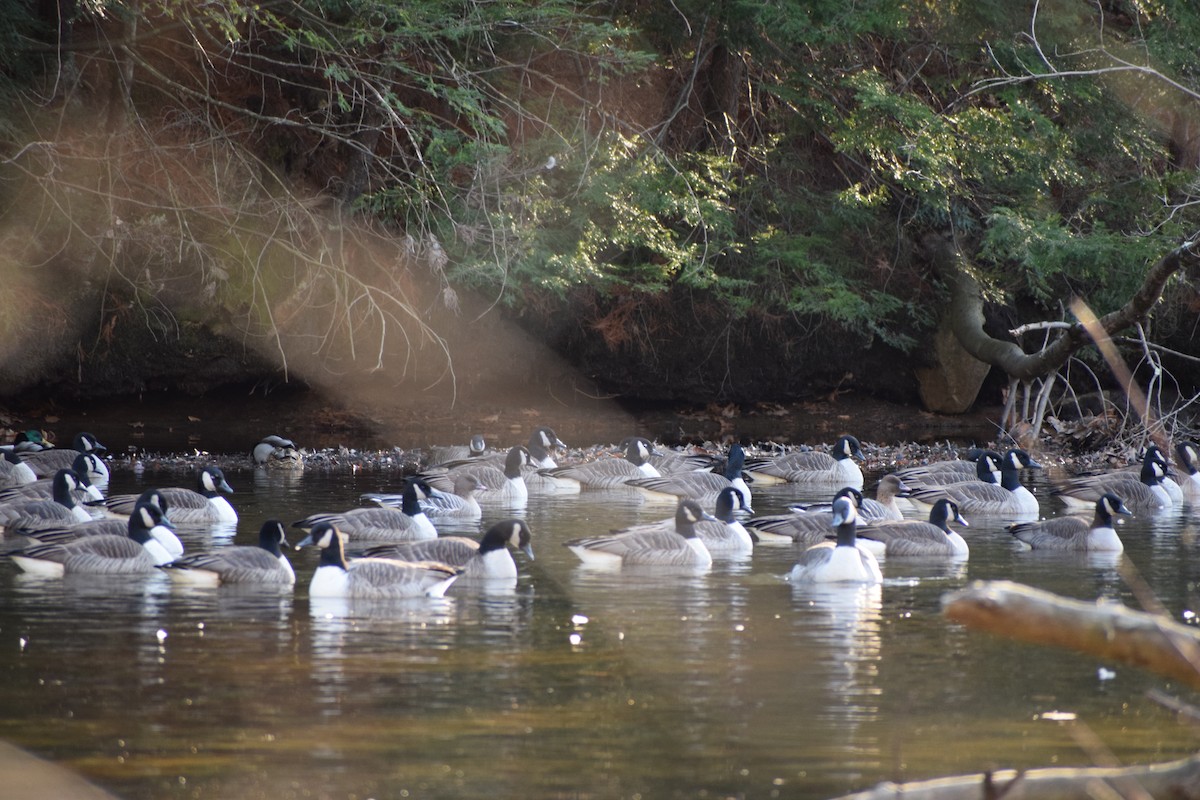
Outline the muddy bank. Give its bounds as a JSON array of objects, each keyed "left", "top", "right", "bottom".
[{"left": 1, "top": 383, "right": 1001, "bottom": 460}]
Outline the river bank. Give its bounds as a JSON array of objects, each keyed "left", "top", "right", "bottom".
[
  {"left": 0, "top": 384, "right": 1143, "bottom": 479},
  {"left": 0, "top": 385, "right": 998, "bottom": 452}
]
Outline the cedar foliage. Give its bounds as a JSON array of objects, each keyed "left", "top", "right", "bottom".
[{"left": 0, "top": 0, "right": 1198, "bottom": 396}]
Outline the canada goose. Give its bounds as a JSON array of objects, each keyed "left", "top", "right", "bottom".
[
  {"left": 9, "top": 504, "right": 177, "bottom": 577},
  {"left": 19, "top": 432, "right": 109, "bottom": 483},
  {"left": 563, "top": 499, "right": 715, "bottom": 568},
  {"left": 252, "top": 435, "right": 302, "bottom": 469},
  {"left": 699, "top": 487, "right": 754, "bottom": 553},
  {"left": 418, "top": 445, "right": 530, "bottom": 506},
  {"left": 298, "top": 479, "right": 438, "bottom": 542},
  {"left": 908, "top": 450, "right": 1041, "bottom": 517},
  {"left": 427, "top": 434, "right": 488, "bottom": 466},
  {"left": 892, "top": 448, "right": 993, "bottom": 484},
  {"left": 798, "top": 476, "right": 908, "bottom": 521},
  {"left": 0, "top": 452, "right": 106, "bottom": 504},
  {"left": 1175, "top": 442, "right": 1200, "bottom": 505},
  {"left": 1053, "top": 449, "right": 1172, "bottom": 513},
  {"left": 896, "top": 451, "right": 1002, "bottom": 490},
  {"left": 640, "top": 441, "right": 720, "bottom": 475},
  {"left": 607, "top": 487, "right": 754, "bottom": 554},
  {"left": 538, "top": 437, "right": 661, "bottom": 490},
  {"left": 298, "top": 522, "right": 460, "bottom": 599},
  {"left": 625, "top": 443, "right": 753, "bottom": 508},
  {"left": 856, "top": 498, "right": 969, "bottom": 558},
  {"left": 7, "top": 489, "right": 182, "bottom": 558},
  {"left": 362, "top": 519, "right": 534, "bottom": 580},
  {"left": 362, "top": 475, "right": 486, "bottom": 521},
  {"left": 104, "top": 466, "right": 238, "bottom": 524},
  {"left": 160, "top": 520, "right": 295, "bottom": 585},
  {"left": 515, "top": 427, "right": 583, "bottom": 493},
  {"left": 440, "top": 427, "right": 565, "bottom": 472},
  {"left": 745, "top": 435, "right": 865, "bottom": 487},
  {"left": 0, "top": 449, "right": 37, "bottom": 487},
  {"left": 789, "top": 496, "right": 882, "bottom": 584},
  {"left": 519, "top": 426, "right": 567, "bottom": 470},
  {"left": 1009, "top": 494, "right": 1132, "bottom": 552},
  {"left": 418, "top": 474, "right": 487, "bottom": 520},
  {"left": 751, "top": 487, "right": 865, "bottom": 545},
  {"left": 0, "top": 469, "right": 94, "bottom": 531},
  {"left": 1112, "top": 444, "right": 1183, "bottom": 504}
]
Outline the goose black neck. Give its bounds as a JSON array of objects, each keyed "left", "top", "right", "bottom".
[
  {"left": 504, "top": 447, "right": 525, "bottom": 479},
  {"left": 319, "top": 536, "right": 349, "bottom": 570},
  {"left": 51, "top": 473, "right": 77, "bottom": 508},
  {"left": 401, "top": 485, "right": 423, "bottom": 516},
  {"left": 722, "top": 445, "right": 745, "bottom": 481},
  {"left": 1139, "top": 456, "right": 1164, "bottom": 485},
  {"left": 999, "top": 464, "right": 1022, "bottom": 491}
]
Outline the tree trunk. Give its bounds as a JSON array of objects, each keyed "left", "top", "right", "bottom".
[{"left": 920, "top": 233, "right": 1200, "bottom": 382}]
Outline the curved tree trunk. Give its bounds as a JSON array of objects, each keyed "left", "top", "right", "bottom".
[{"left": 921, "top": 233, "right": 1200, "bottom": 382}]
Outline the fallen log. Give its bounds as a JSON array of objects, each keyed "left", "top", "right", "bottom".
[
  {"left": 824, "top": 581, "right": 1200, "bottom": 799},
  {"left": 941, "top": 580, "right": 1200, "bottom": 691},
  {"left": 829, "top": 754, "right": 1200, "bottom": 800}
]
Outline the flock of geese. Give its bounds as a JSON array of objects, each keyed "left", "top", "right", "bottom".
[{"left": 2, "top": 426, "right": 1199, "bottom": 598}]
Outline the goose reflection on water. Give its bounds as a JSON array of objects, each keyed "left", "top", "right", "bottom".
[
  {"left": 790, "top": 582, "right": 884, "bottom": 782},
  {"left": 307, "top": 594, "right": 460, "bottom": 711}
]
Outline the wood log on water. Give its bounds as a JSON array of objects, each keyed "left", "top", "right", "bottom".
[
  {"left": 829, "top": 755, "right": 1200, "bottom": 800},
  {"left": 824, "top": 581, "right": 1200, "bottom": 799},
  {"left": 941, "top": 579, "right": 1200, "bottom": 691}
]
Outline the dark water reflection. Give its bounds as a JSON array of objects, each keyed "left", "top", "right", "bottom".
[{"left": 1, "top": 463, "right": 1198, "bottom": 799}]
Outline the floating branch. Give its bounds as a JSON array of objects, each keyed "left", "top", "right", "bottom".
[
  {"left": 829, "top": 754, "right": 1200, "bottom": 800},
  {"left": 942, "top": 580, "right": 1200, "bottom": 691}
]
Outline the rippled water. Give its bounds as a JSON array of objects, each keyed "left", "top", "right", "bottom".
[{"left": 1, "top": 462, "right": 1198, "bottom": 799}]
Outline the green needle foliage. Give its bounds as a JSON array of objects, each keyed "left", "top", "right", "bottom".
[{"left": 0, "top": 0, "right": 1199, "bottom": 389}]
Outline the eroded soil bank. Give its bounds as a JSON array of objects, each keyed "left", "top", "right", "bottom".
[{"left": 0, "top": 385, "right": 1002, "bottom": 459}]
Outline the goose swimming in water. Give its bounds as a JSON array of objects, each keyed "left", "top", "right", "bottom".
[
  {"left": 855, "top": 498, "right": 969, "bottom": 558},
  {"left": 538, "top": 437, "right": 661, "bottom": 490},
  {"left": 160, "top": 519, "right": 295, "bottom": 586},
  {"left": 625, "top": 443, "right": 753, "bottom": 508},
  {"left": 297, "top": 479, "right": 438, "bottom": 543},
  {"left": 908, "top": 450, "right": 1041, "bottom": 517},
  {"left": 788, "top": 496, "right": 882, "bottom": 585},
  {"left": 1009, "top": 493, "right": 1131, "bottom": 552},
  {"left": 1053, "top": 449, "right": 1172, "bottom": 513},
  {"left": 9, "top": 504, "right": 177, "bottom": 577},
  {"left": 744, "top": 435, "right": 865, "bottom": 488},
  {"left": 418, "top": 445, "right": 530, "bottom": 506},
  {"left": 297, "top": 522, "right": 460, "bottom": 599},
  {"left": 563, "top": 499, "right": 716, "bottom": 568},
  {"left": 361, "top": 519, "right": 534, "bottom": 581},
  {"left": 104, "top": 466, "right": 237, "bottom": 525},
  {"left": 0, "top": 469, "right": 94, "bottom": 531}
]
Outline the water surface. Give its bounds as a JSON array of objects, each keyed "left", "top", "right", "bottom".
[{"left": 0, "top": 462, "right": 1197, "bottom": 799}]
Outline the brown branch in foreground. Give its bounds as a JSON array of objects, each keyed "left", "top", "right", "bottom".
[
  {"left": 941, "top": 580, "right": 1200, "bottom": 690},
  {"left": 825, "top": 580, "right": 1200, "bottom": 800},
  {"left": 827, "top": 754, "right": 1200, "bottom": 800}
]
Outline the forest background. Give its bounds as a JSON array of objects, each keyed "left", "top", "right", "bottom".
[{"left": 1, "top": 0, "right": 1199, "bottom": 428}]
